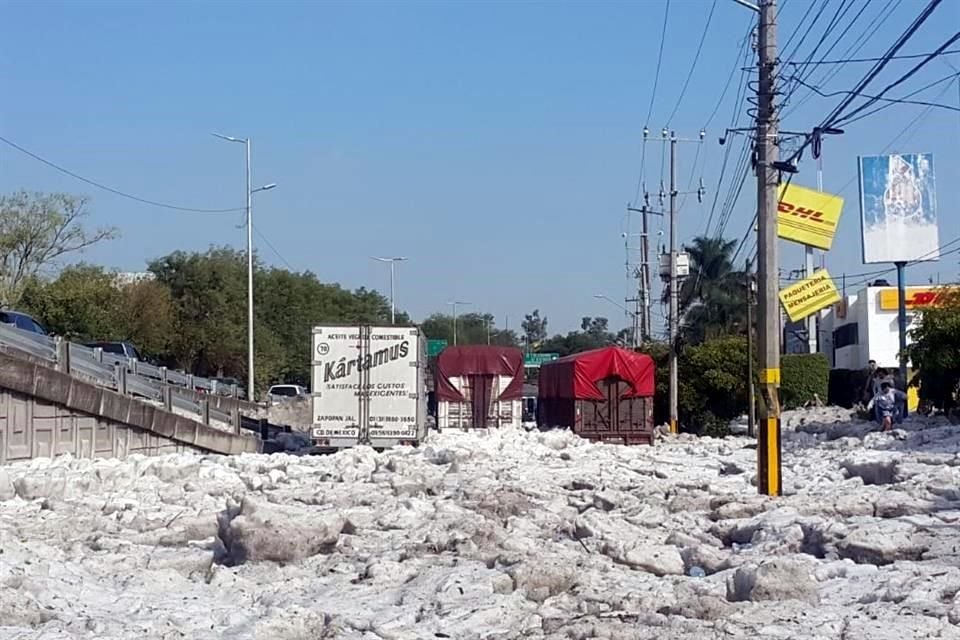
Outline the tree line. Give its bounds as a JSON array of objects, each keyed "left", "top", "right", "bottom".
[{"left": 2, "top": 191, "right": 759, "bottom": 397}]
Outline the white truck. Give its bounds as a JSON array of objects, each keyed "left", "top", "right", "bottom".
[{"left": 310, "top": 324, "right": 427, "bottom": 450}]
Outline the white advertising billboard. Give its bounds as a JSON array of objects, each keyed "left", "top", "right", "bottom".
[{"left": 858, "top": 153, "right": 938, "bottom": 264}]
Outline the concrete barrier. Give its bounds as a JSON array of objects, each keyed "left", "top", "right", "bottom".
[{"left": 0, "top": 351, "right": 259, "bottom": 462}]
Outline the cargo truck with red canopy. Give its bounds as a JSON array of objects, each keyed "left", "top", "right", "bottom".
[
  {"left": 537, "top": 347, "right": 656, "bottom": 445},
  {"left": 434, "top": 346, "right": 524, "bottom": 429}
]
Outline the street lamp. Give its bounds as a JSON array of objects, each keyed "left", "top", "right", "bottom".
[
  {"left": 371, "top": 257, "right": 407, "bottom": 324},
  {"left": 594, "top": 294, "right": 640, "bottom": 347},
  {"left": 593, "top": 294, "right": 636, "bottom": 317},
  {"left": 213, "top": 132, "right": 276, "bottom": 402},
  {"left": 448, "top": 301, "right": 470, "bottom": 345}
]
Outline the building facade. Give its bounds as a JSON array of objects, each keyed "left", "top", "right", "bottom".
[{"left": 818, "top": 285, "right": 955, "bottom": 371}]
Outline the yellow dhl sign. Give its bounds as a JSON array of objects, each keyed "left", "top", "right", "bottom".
[
  {"left": 776, "top": 183, "right": 844, "bottom": 251},
  {"left": 877, "top": 287, "right": 959, "bottom": 311},
  {"left": 779, "top": 269, "right": 842, "bottom": 322}
]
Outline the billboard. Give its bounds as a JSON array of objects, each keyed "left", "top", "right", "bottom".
[
  {"left": 779, "top": 269, "right": 842, "bottom": 323},
  {"left": 776, "top": 183, "right": 844, "bottom": 250},
  {"left": 858, "top": 153, "right": 938, "bottom": 264}
]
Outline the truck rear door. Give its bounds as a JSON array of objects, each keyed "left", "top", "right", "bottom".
[
  {"left": 311, "top": 326, "right": 363, "bottom": 448},
  {"left": 367, "top": 326, "right": 421, "bottom": 447}
]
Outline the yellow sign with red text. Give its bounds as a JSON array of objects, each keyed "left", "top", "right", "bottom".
[
  {"left": 776, "top": 183, "right": 845, "bottom": 251},
  {"left": 877, "top": 287, "right": 959, "bottom": 311},
  {"left": 779, "top": 269, "right": 842, "bottom": 322}
]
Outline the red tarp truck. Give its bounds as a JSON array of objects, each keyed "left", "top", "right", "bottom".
[
  {"left": 434, "top": 346, "right": 524, "bottom": 429},
  {"left": 537, "top": 347, "right": 656, "bottom": 445}
]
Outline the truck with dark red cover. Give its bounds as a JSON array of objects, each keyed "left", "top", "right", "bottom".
[
  {"left": 434, "top": 346, "right": 524, "bottom": 429},
  {"left": 537, "top": 347, "right": 656, "bottom": 445}
]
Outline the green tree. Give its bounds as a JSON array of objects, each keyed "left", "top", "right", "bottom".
[
  {"left": 906, "top": 292, "right": 960, "bottom": 413},
  {"left": 19, "top": 264, "right": 121, "bottom": 340},
  {"left": 115, "top": 278, "right": 175, "bottom": 359},
  {"left": 0, "top": 192, "right": 117, "bottom": 306},
  {"left": 149, "top": 247, "right": 249, "bottom": 380},
  {"left": 420, "top": 312, "right": 518, "bottom": 347},
  {"left": 522, "top": 310, "right": 548, "bottom": 350},
  {"left": 255, "top": 269, "right": 401, "bottom": 386},
  {"left": 672, "top": 236, "right": 747, "bottom": 344},
  {"left": 540, "top": 316, "right": 615, "bottom": 357}
]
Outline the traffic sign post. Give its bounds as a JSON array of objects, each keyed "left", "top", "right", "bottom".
[
  {"left": 524, "top": 353, "right": 559, "bottom": 368},
  {"left": 427, "top": 339, "right": 447, "bottom": 357}
]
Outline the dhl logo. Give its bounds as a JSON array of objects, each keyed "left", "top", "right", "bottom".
[
  {"left": 878, "top": 287, "right": 959, "bottom": 311},
  {"left": 907, "top": 290, "right": 951, "bottom": 306},
  {"left": 778, "top": 202, "right": 828, "bottom": 224}
]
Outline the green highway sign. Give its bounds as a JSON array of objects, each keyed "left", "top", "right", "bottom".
[
  {"left": 524, "top": 352, "right": 559, "bottom": 368},
  {"left": 427, "top": 339, "right": 448, "bottom": 357}
]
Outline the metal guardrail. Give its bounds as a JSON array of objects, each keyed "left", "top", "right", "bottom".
[{"left": 0, "top": 323, "right": 248, "bottom": 434}]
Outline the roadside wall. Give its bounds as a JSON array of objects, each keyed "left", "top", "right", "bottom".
[{"left": 0, "top": 352, "right": 259, "bottom": 463}]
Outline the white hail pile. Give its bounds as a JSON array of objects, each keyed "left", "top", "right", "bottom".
[{"left": 2, "top": 407, "right": 960, "bottom": 639}]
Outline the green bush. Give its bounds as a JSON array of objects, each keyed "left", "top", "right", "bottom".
[
  {"left": 906, "top": 292, "right": 960, "bottom": 412},
  {"left": 640, "top": 339, "right": 831, "bottom": 436},
  {"left": 637, "top": 341, "right": 670, "bottom": 426},
  {"left": 781, "top": 353, "right": 830, "bottom": 410},
  {"left": 679, "top": 337, "right": 749, "bottom": 436}
]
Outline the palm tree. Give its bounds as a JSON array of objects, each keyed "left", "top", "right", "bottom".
[{"left": 663, "top": 236, "right": 747, "bottom": 344}]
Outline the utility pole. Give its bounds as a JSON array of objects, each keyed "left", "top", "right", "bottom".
[
  {"left": 755, "top": 0, "right": 782, "bottom": 496},
  {"left": 668, "top": 131, "right": 679, "bottom": 435},
  {"left": 627, "top": 205, "right": 658, "bottom": 343},
  {"left": 634, "top": 129, "right": 704, "bottom": 434},
  {"left": 641, "top": 204, "right": 652, "bottom": 342},
  {"left": 747, "top": 259, "right": 756, "bottom": 438}
]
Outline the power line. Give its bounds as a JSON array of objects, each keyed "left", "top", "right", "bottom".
[
  {"left": 785, "top": 0, "right": 948, "bottom": 167},
  {"left": 841, "top": 240, "right": 960, "bottom": 291},
  {"left": 630, "top": 0, "right": 671, "bottom": 207},
  {"left": 704, "top": 25, "right": 753, "bottom": 131},
  {"left": 835, "top": 76, "right": 956, "bottom": 193},
  {"left": 781, "top": 0, "right": 855, "bottom": 107},
  {"left": 789, "top": 73, "right": 960, "bottom": 113},
  {"left": 665, "top": 0, "right": 717, "bottom": 128},
  {"left": 783, "top": 0, "right": 904, "bottom": 117},
  {"left": 758, "top": 78, "right": 956, "bottom": 285},
  {"left": 779, "top": 0, "right": 824, "bottom": 61},
  {"left": 0, "top": 134, "right": 244, "bottom": 214},
  {"left": 646, "top": 0, "right": 671, "bottom": 127},
  {"left": 833, "top": 31, "right": 960, "bottom": 125},
  {"left": 816, "top": 0, "right": 947, "bottom": 131},
  {"left": 252, "top": 224, "right": 296, "bottom": 271},
  {"left": 784, "top": 49, "right": 960, "bottom": 66},
  {"left": 783, "top": 0, "right": 871, "bottom": 104}
]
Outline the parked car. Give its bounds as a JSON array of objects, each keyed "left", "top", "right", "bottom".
[
  {"left": 267, "top": 384, "right": 308, "bottom": 406},
  {"left": 84, "top": 341, "right": 144, "bottom": 361},
  {"left": 213, "top": 377, "right": 246, "bottom": 400},
  {"left": 0, "top": 310, "right": 48, "bottom": 336}
]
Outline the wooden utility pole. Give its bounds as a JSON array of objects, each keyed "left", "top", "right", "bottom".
[
  {"left": 747, "top": 259, "right": 756, "bottom": 438},
  {"left": 756, "top": 0, "right": 782, "bottom": 496},
  {"left": 641, "top": 205, "right": 652, "bottom": 342}
]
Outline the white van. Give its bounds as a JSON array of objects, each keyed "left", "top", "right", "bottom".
[{"left": 267, "top": 384, "right": 308, "bottom": 406}]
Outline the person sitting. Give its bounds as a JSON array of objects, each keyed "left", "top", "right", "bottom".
[{"left": 867, "top": 381, "right": 907, "bottom": 432}]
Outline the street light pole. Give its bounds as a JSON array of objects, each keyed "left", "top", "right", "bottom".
[
  {"left": 245, "top": 138, "right": 253, "bottom": 402},
  {"left": 371, "top": 257, "right": 407, "bottom": 324},
  {"left": 449, "top": 301, "right": 470, "bottom": 345},
  {"left": 213, "top": 133, "right": 276, "bottom": 402}
]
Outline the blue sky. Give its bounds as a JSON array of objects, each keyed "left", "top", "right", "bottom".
[{"left": 1, "top": 0, "right": 957, "bottom": 335}]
